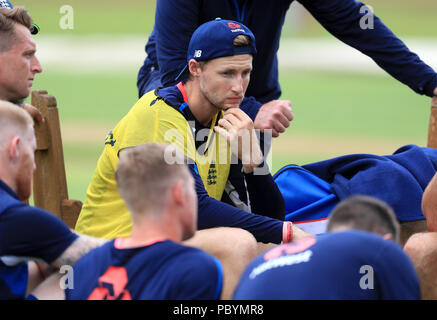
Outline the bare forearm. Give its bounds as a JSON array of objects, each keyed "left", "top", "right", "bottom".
[
  {"left": 30, "top": 272, "right": 66, "bottom": 300},
  {"left": 52, "top": 234, "right": 107, "bottom": 267}
]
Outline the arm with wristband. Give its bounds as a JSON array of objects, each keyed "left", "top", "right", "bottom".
[{"left": 189, "top": 164, "right": 301, "bottom": 244}]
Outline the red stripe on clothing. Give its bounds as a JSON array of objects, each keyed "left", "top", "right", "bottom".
[
  {"left": 177, "top": 82, "right": 188, "bottom": 103},
  {"left": 293, "top": 218, "right": 328, "bottom": 224}
]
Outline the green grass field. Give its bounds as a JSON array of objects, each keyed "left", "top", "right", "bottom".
[
  {"left": 14, "top": 0, "right": 437, "bottom": 38},
  {"left": 13, "top": 0, "right": 156, "bottom": 35},
  {"left": 12, "top": 0, "right": 436, "bottom": 202}
]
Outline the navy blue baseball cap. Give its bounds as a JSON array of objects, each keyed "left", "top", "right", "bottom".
[
  {"left": 0, "top": 0, "right": 40, "bottom": 35},
  {"left": 175, "top": 18, "right": 257, "bottom": 82}
]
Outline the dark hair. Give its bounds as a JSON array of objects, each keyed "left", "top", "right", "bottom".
[
  {"left": 0, "top": 7, "right": 34, "bottom": 52},
  {"left": 327, "top": 195, "right": 400, "bottom": 242}
]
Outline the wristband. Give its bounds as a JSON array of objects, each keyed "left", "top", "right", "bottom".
[{"left": 282, "top": 221, "right": 293, "bottom": 243}]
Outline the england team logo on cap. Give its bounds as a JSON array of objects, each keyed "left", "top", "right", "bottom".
[{"left": 227, "top": 22, "right": 241, "bottom": 29}]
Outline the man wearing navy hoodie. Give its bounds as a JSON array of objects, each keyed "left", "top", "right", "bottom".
[{"left": 138, "top": 0, "right": 437, "bottom": 137}]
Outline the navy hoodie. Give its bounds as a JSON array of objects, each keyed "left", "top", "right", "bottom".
[{"left": 139, "top": 0, "right": 437, "bottom": 103}]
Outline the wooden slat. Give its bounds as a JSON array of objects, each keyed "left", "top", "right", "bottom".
[
  {"left": 31, "top": 90, "right": 82, "bottom": 229},
  {"left": 61, "top": 199, "right": 82, "bottom": 229},
  {"left": 427, "top": 96, "right": 437, "bottom": 148}
]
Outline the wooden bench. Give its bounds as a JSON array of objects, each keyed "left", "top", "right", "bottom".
[{"left": 31, "top": 90, "right": 82, "bottom": 229}]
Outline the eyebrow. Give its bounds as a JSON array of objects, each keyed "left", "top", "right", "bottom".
[
  {"left": 23, "top": 48, "right": 36, "bottom": 55},
  {"left": 220, "top": 65, "right": 252, "bottom": 71}
]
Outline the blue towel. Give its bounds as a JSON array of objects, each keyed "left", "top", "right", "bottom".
[
  {"left": 275, "top": 145, "right": 437, "bottom": 228},
  {"left": 274, "top": 165, "right": 338, "bottom": 223},
  {"left": 301, "top": 144, "right": 437, "bottom": 222}
]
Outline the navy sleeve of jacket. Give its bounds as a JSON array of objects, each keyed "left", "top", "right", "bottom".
[
  {"left": 155, "top": 0, "right": 200, "bottom": 87},
  {"left": 188, "top": 164, "right": 283, "bottom": 244},
  {"left": 298, "top": 0, "right": 437, "bottom": 97},
  {"left": 240, "top": 99, "right": 282, "bottom": 218},
  {"left": 244, "top": 166, "right": 285, "bottom": 221},
  {"left": 0, "top": 205, "right": 78, "bottom": 264},
  {"left": 239, "top": 96, "right": 262, "bottom": 122}
]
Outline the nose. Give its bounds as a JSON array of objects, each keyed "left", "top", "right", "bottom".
[
  {"left": 231, "top": 74, "right": 244, "bottom": 95},
  {"left": 32, "top": 56, "right": 43, "bottom": 74}
]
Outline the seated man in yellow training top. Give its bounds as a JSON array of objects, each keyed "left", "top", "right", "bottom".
[{"left": 75, "top": 18, "right": 307, "bottom": 245}]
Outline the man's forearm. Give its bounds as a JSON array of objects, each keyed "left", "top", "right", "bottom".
[{"left": 52, "top": 234, "right": 106, "bottom": 268}]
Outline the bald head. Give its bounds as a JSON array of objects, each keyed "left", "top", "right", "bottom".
[
  {"left": 0, "top": 100, "right": 34, "bottom": 149},
  {"left": 0, "top": 100, "right": 36, "bottom": 201}
]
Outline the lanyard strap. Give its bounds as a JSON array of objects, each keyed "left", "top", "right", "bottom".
[
  {"left": 233, "top": 0, "right": 246, "bottom": 22},
  {"left": 175, "top": 82, "right": 222, "bottom": 155}
]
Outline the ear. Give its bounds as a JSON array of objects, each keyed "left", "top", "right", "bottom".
[
  {"left": 172, "top": 180, "right": 185, "bottom": 206},
  {"left": 188, "top": 59, "right": 202, "bottom": 77},
  {"left": 7, "top": 136, "right": 21, "bottom": 161}
]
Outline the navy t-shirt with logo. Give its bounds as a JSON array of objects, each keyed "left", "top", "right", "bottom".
[
  {"left": 233, "top": 231, "right": 420, "bottom": 300},
  {"left": 66, "top": 239, "right": 223, "bottom": 300}
]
